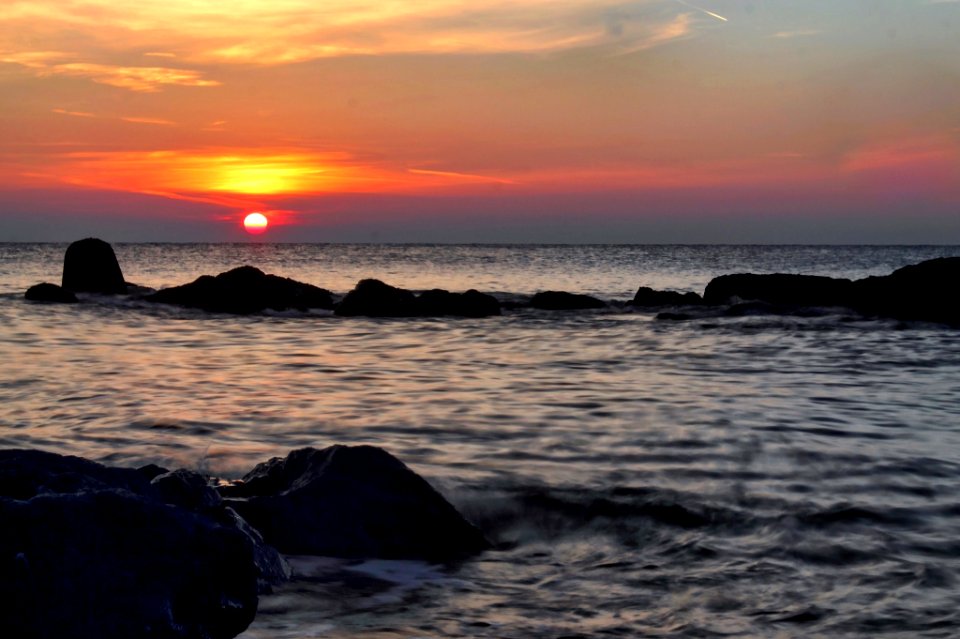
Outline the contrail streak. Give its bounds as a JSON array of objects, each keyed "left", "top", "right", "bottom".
[{"left": 674, "top": 0, "right": 728, "bottom": 22}]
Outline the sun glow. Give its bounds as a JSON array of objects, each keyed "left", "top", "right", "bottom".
[{"left": 243, "top": 212, "right": 269, "bottom": 234}]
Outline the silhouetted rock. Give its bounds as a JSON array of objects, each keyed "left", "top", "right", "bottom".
[
  {"left": 530, "top": 291, "right": 607, "bottom": 310},
  {"left": 61, "top": 238, "right": 127, "bottom": 294},
  {"left": 852, "top": 256, "right": 960, "bottom": 324},
  {"left": 631, "top": 286, "right": 702, "bottom": 307},
  {"left": 24, "top": 282, "right": 78, "bottom": 304},
  {"left": 145, "top": 265, "right": 334, "bottom": 314},
  {"left": 220, "top": 446, "right": 491, "bottom": 560},
  {"left": 335, "top": 279, "right": 419, "bottom": 317},
  {"left": 703, "top": 273, "right": 854, "bottom": 307},
  {"left": 0, "top": 449, "right": 288, "bottom": 639},
  {"left": 417, "top": 288, "right": 501, "bottom": 317}
]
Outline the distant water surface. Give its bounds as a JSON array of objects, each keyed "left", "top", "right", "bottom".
[{"left": 1, "top": 243, "right": 960, "bottom": 638}]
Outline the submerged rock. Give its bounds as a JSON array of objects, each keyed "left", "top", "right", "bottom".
[
  {"left": 220, "top": 445, "right": 491, "bottom": 560},
  {"left": 630, "top": 286, "right": 702, "bottom": 307},
  {"left": 530, "top": 291, "right": 607, "bottom": 310},
  {"left": 61, "top": 238, "right": 127, "bottom": 294},
  {"left": 416, "top": 288, "right": 501, "bottom": 317},
  {"left": 0, "top": 449, "right": 286, "bottom": 639},
  {"left": 145, "top": 265, "right": 334, "bottom": 314},
  {"left": 335, "top": 278, "right": 419, "bottom": 317},
  {"left": 24, "top": 282, "right": 78, "bottom": 304}
]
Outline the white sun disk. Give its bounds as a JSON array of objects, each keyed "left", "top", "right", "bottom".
[{"left": 243, "top": 212, "right": 269, "bottom": 234}]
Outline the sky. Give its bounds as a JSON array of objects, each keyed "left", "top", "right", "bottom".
[{"left": 1, "top": 0, "right": 959, "bottom": 243}]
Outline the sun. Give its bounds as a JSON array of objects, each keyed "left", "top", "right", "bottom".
[{"left": 243, "top": 212, "right": 269, "bottom": 235}]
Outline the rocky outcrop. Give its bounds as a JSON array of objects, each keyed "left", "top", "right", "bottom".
[
  {"left": 145, "top": 266, "right": 334, "bottom": 314},
  {"left": 416, "top": 288, "right": 501, "bottom": 317},
  {"left": 24, "top": 283, "right": 78, "bottom": 304},
  {"left": 852, "top": 257, "right": 960, "bottom": 324},
  {"left": 699, "top": 257, "right": 960, "bottom": 324},
  {"left": 335, "top": 280, "right": 500, "bottom": 317},
  {"left": 530, "top": 291, "right": 607, "bottom": 310},
  {"left": 0, "top": 449, "right": 287, "bottom": 639},
  {"left": 220, "top": 446, "right": 491, "bottom": 560},
  {"left": 630, "top": 286, "right": 702, "bottom": 307},
  {"left": 61, "top": 238, "right": 127, "bottom": 294},
  {"left": 703, "top": 273, "right": 854, "bottom": 307},
  {"left": 335, "top": 279, "right": 419, "bottom": 317}
]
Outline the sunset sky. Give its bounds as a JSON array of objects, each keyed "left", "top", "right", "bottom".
[{"left": 2, "top": 0, "right": 958, "bottom": 242}]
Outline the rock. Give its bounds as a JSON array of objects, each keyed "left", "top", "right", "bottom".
[
  {"left": 152, "top": 469, "right": 223, "bottom": 511},
  {"left": 416, "top": 289, "right": 501, "bottom": 317},
  {"left": 145, "top": 266, "right": 334, "bottom": 314},
  {"left": 61, "top": 238, "right": 127, "bottom": 294},
  {"left": 630, "top": 286, "right": 702, "bottom": 307},
  {"left": 852, "top": 257, "right": 960, "bottom": 324},
  {"left": 24, "top": 283, "right": 78, "bottom": 304},
  {"left": 335, "top": 279, "right": 419, "bottom": 317},
  {"left": 0, "top": 449, "right": 286, "bottom": 639},
  {"left": 220, "top": 446, "right": 491, "bottom": 560},
  {"left": 702, "top": 273, "right": 854, "bottom": 307},
  {"left": 530, "top": 291, "right": 607, "bottom": 310}
]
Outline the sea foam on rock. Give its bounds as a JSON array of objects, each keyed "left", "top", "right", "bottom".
[
  {"left": 145, "top": 265, "right": 335, "bottom": 314},
  {"left": 0, "top": 449, "right": 287, "bottom": 639},
  {"left": 219, "top": 445, "right": 492, "bottom": 560},
  {"left": 61, "top": 237, "right": 128, "bottom": 294}
]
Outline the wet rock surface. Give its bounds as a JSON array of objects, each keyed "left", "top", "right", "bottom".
[
  {"left": 335, "top": 278, "right": 419, "bottom": 317},
  {"left": 24, "top": 283, "right": 78, "bottom": 304},
  {"left": 145, "top": 265, "right": 335, "bottom": 314},
  {"left": 220, "top": 445, "right": 491, "bottom": 560},
  {"left": 0, "top": 449, "right": 284, "bottom": 639},
  {"left": 530, "top": 291, "right": 607, "bottom": 310},
  {"left": 630, "top": 286, "right": 703, "bottom": 307},
  {"left": 61, "top": 238, "right": 127, "bottom": 295}
]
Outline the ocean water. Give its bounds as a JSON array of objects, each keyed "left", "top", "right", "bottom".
[{"left": 2, "top": 243, "right": 960, "bottom": 638}]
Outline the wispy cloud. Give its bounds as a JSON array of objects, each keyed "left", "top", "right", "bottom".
[
  {"left": 1, "top": 0, "right": 705, "bottom": 66},
  {"left": 769, "top": 29, "right": 821, "bottom": 39},
  {"left": 42, "top": 62, "right": 219, "bottom": 92},
  {"left": 52, "top": 108, "right": 96, "bottom": 118},
  {"left": 120, "top": 116, "right": 177, "bottom": 126},
  {"left": 2, "top": 49, "right": 219, "bottom": 92}
]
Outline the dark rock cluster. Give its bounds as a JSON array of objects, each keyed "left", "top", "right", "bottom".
[
  {"left": 1, "top": 446, "right": 489, "bottom": 639},
  {"left": 336, "top": 279, "right": 500, "bottom": 317},
  {"left": 695, "top": 257, "right": 960, "bottom": 325},
  {"left": 144, "top": 265, "right": 335, "bottom": 314},
  {"left": 22, "top": 238, "right": 960, "bottom": 326}
]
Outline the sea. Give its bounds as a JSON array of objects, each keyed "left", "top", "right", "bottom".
[{"left": 2, "top": 243, "right": 960, "bottom": 638}]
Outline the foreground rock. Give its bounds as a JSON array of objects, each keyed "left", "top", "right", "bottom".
[
  {"left": 220, "top": 446, "right": 491, "bottom": 560},
  {"left": 24, "top": 282, "right": 78, "bottom": 304},
  {"left": 0, "top": 449, "right": 287, "bottom": 639},
  {"left": 530, "top": 291, "right": 607, "bottom": 310},
  {"left": 336, "top": 279, "right": 501, "bottom": 317},
  {"left": 61, "top": 237, "right": 127, "bottom": 294},
  {"left": 145, "top": 265, "right": 334, "bottom": 314}
]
